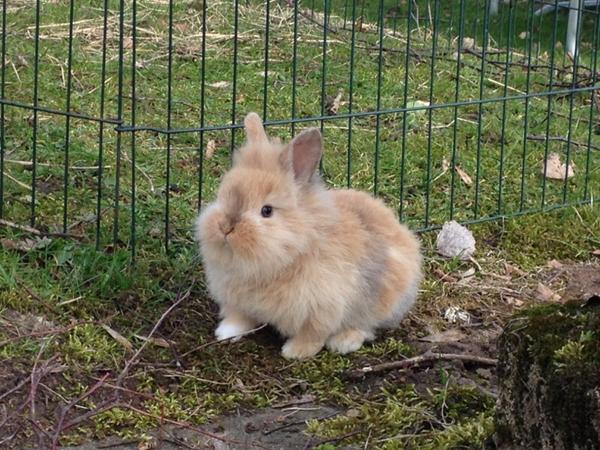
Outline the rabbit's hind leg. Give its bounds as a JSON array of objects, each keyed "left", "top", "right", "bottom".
[{"left": 326, "top": 329, "right": 374, "bottom": 354}]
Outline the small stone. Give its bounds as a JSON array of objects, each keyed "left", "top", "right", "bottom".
[
  {"left": 436, "top": 221, "right": 476, "bottom": 260},
  {"left": 443, "top": 306, "right": 471, "bottom": 325}
]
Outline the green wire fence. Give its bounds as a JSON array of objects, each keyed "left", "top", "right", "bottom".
[{"left": 0, "top": 0, "right": 598, "bottom": 257}]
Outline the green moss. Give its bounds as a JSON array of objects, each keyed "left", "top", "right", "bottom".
[
  {"left": 61, "top": 324, "right": 123, "bottom": 371},
  {"left": 308, "top": 384, "right": 495, "bottom": 449},
  {"left": 0, "top": 0, "right": 599, "bottom": 445}
]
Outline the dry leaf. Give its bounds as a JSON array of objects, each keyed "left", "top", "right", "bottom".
[
  {"left": 15, "top": 55, "right": 29, "bottom": 67},
  {"left": 462, "top": 37, "right": 475, "bottom": 50},
  {"left": 547, "top": 259, "right": 563, "bottom": 269},
  {"left": 138, "top": 438, "right": 157, "bottom": 450},
  {"left": 505, "top": 296, "right": 524, "bottom": 307},
  {"left": 542, "top": 152, "right": 575, "bottom": 180},
  {"left": 460, "top": 267, "right": 476, "bottom": 279},
  {"left": 134, "top": 334, "right": 172, "bottom": 348},
  {"left": 455, "top": 165, "right": 473, "bottom": 186},
  {"left": 206, "top": 139, "right": 216, "bottom": 159},
  {"left": 536, "top": 283, "right": 561, "bottom": 302},
  {"left": 174, "top": 23, "right": 190, "bottom": 34},
  {"left": 504, "top": 262, "right": 526, "bottom": 277},
  {"left": 518, "top": 31, "right": 529, "bottom": 40},
  {"left": 432, "top": 267, "right": 458, "bottom": 283},
  {"left": 406, "top": 100, "right": 430, "bottom": 112},
  {"left": 419, "top": 328, "right": 466, "bottom": 343},
  {"left": 441, "top": 158, "right": 450, "bottom": 172},
  {"left": 591, "top": 249, "right": 600, "bottom": 257},
  {"left": 101, "top": 325, "right": 133, "bottom": 352},
  {"left": 327, "top": 90, "right": 343, "bottom": 115},
  {"left": 355, "top": 16, "right": 364, "bottom": 32},
  {"left": 208, "top": 81, "right": 230, "bottom": 89},
  {"left": 1, "top": 237, "right": 51, "bottom": 252}
]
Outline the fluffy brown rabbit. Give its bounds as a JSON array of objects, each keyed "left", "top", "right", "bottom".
[{"left": 195, "top": 113, "right": 422, "bottom": 359}]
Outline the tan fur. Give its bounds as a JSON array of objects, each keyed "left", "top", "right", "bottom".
[{"left": 195, "top": 113, "right": 422, "bottom": 359}]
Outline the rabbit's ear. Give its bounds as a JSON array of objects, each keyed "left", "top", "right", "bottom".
[
  {"left": 286, "top": 128, "right": 322, "bottom": 183},
  {"left": 244, "top": 112, "right": 268, "bottom": 144}
]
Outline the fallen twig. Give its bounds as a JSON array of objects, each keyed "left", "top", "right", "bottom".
[
  {"left": 263, "top": 411, "right": 339, "bottom": 436},
  {"left": 178, "top": 323, "right": 267, "bottom": 360},
  {"left": 527, "top": 134, "right": 600, "bottom": 152},
  {"left": 314, "top": 429, "right": 363, "bottom": 447},
  {"left": 0, "top": 320, "right": 102, "bottom": 348},
  {"left": 51, "top": 373, "right": 111, "bottom": 450},
  {"left": 0, "top": 218, "right": 85, "bottom": 240},
  {"left": 122, "top": 404, "right": 252, "bottom": 448},
  {"left": 346, "top": 352, "right": 497, "bottom": 379},
  {"left": 116, "top": 285, "right": 193, "bottom": 386}
]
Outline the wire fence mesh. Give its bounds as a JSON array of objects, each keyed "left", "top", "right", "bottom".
[{"left": 0, "top": 0, "right": 598, "bottom": 257}]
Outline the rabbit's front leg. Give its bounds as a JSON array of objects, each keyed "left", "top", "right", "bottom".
[
  {"left": 281, "top": 318, "right": 329, "bottom": 360},
  {"left": 215, "top": 306, "right": 257, "bottom": 341}
]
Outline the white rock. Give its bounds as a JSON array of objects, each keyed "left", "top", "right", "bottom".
[
  {"left": 436, "top": 220, "right": 476, "bottom": 260},
  {"left": 443, "top": 306, "right": 471, "bottom": 325}
]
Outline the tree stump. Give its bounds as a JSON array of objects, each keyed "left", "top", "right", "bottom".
[{"left": 494, "top": 302, "right": 600, "bottom": 450}]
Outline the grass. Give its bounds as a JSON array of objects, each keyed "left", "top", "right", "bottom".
[
  {"left": 1, "top": 0, "right": 598, "bottom": 249},
  {"left": 0, "top": 0, "right": 599, "bottom": 448}
]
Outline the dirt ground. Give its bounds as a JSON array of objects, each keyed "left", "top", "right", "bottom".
[
  {"left": 61, "top": 405, "right": 352, "bottom": 450},
  {"left": 2, "top": 259, "right": 599, "bottom": 449}
]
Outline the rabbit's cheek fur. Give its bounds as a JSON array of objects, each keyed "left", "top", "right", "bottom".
[
  {"left": 195, "top": 204, "right": 228, "bottom": 250},
  {"left": 225, "top": 217, "right": 259, "bottom": 258}
]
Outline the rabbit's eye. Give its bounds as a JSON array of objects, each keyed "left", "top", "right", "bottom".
[{"left": 261, "top": 205, "right": 273, "bottom": 218}]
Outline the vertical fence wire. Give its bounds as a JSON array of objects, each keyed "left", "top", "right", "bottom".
[
  {"left": 320, "top": 0, "right": 330, "bottom": 139},
  {"left": 290, "top": 0, "right": 298, "bottom": 137},
  {"left": 165, "top": 0, "right": 174, "bottom": 252},
  {"left": 230, "top": 0, "right": 240, "bottom": 158},
  {"left": 474, "top": 0, "right": 491, "bottom": 220},
  {"left": 31, "top": 0, "right": 42, "bottom": 227},
  {"left": 0, "top": 0, "right": 6, "bottom": 219},
  {"left": 449, "top": 0, "right": 466, "bottom": 220},
  {"left": 62, "top": 0, "right": 76, "bottom": 233},
  {"left": 540, "top": 0, "right": 562, "bottom": 209},
  {"left": 373, "top": 0, "right": 385, "bottom": 197},
  {"left": 497, "top": 0, "right": 516, "bottom": 215},
  {"left": 197, "top": 0, "right": 208, "bottom": 212},
  {"left": 263, "top": 0, "right": 270, "bottom": 122},
  {"left": 563, "top": 1, "right": 584, "bottom": 205},
  {"left": 346, "top": 0, "right": 357, "bottom": 188},
  {"left": 96, "top": 0, "right": 109, "bottom": 249},
  {"left": 0, "top": 0, "right": 598, "bottom": 252},
  {"left": 519, "top": 0, "right": 535, "bottom": 212},
  {"left": 584, "top": 2, "right": 600, "bottom": 200},
  {"left": 130, "top": 0, "right": 137, "bottom": 259},
  {"left": 398, "top": 0, "right": 412, "bottom": 222},
  {"left": 113, "top": 0, "right": 125, "bottom": 244},
  {"left": 319, "top": 0, "right": 330, "bottom": 173},
  {"left": 424, "top": 0, "right": 440, "bottom": 228}
]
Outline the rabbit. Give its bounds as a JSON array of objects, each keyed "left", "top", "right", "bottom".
[{"left": 195, "top": 112, "right": 422, "bottom": 360}]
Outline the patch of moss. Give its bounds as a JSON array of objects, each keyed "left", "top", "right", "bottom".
[
  {"left": 61, "top": 324, "right": 123, "bottom": 371},
  {"left": 307, "top": 383, "right": 495, "bottom": 449}
]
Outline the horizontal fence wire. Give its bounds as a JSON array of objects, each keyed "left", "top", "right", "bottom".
[{"left": 0, "top": 0, "right": 597, "bottom": 258}]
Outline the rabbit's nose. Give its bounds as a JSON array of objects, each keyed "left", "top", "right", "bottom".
[{"left": 219, "top": 221, "right": 234, "bottom": 236}]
